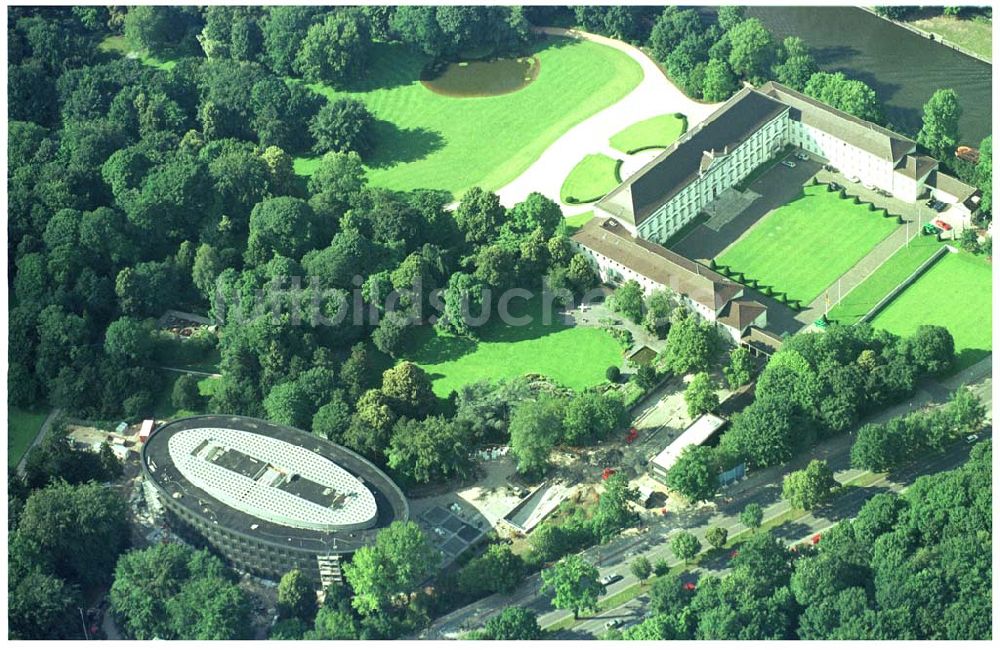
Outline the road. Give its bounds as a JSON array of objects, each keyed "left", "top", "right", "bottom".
[{"left": 418, "top": 358, "right": 990, "bottom": 639}]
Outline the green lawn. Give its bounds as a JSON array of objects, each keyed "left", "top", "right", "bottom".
[
  {"left": 98, "top": 35, "right": 177, "bottom": 70},
  {"left": 8, "top": 407, "right": 49, "bottom": 467},
  {"left": 910, "top": 14, "right": 992, "bottom": 61},
  {"left": 609, "top": 113, "right": 687, "bottom": 154},
  {"left": 401, "top": 298, "right": 623, "bottom": 397},
  {"left": 559, "top": 154, "right": 621, "bottom": 204},
  {"left": 717, "top": 184, "right": 899, "bottom": 304},
  {"left": 152, "top": 373, "right": 221, "bottom": 421},
  {"left": 827, "top": 236, "right": 945, "bottom": 324},
  {"left": 870, "top": 251, "right": 992, "bottom": 370},
  {"left": 294, "top": 38, "right": 643, "bottom": 196},
  {"left": 562, "top": 210, "right": 595, "bottom": 235}
]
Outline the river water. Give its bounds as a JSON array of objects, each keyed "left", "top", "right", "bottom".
[{"left": 746, "top": 6, "right": 992, "bottom": 145}]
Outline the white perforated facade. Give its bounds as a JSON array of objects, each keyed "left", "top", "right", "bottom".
[{"left": 167, "top": 427, "right": 378, "bottom": 532}]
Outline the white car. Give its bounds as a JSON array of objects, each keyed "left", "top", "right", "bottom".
[
  {"left": 780, "top": 160, "right": 796, "bottom": 168},
  {"left": 966, "top": 434, "right": 979, "bottom": 443},
  {"left": 599, "top": 574, "right": 623, "bottom": 587},
  {"left": 795, "top": 151, "right": 809, "bottom": 161},
  {"left": 604, "top": 619, "right": 625, "bottom": 630},
  {"left": 847, "top": 175, "right": 861, "bottom": 183}
]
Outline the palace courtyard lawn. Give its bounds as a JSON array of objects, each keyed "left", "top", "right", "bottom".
[
  {"left": 870, "top": 250, "right": 991, "bottom": 370},
  {"left": 717, "top": 184, "right": 899, "bottom": 304},
  {"left": 609, "top": 112, "right": 687, "bottom": 154},
  {"left": 294, "top": 38, "right": 643, "bottom": 196},
  {"left": 560, "top": 154, "right": 621, "bottom": 204},
  {"left": 402, "top": 298, "right": 623, "bottom": 397}
]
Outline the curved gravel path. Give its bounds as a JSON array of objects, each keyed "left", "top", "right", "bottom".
[{"left": 496, "top": 27, "right": 723, "bottom": 215}]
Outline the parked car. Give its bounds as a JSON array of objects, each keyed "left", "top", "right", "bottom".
[
  {"left": 846, "top": 175, "right": 861, "bottom": 183},
  {"left": 605, "top": 619, "right": 625, "bottom": 630},
  {"left": 934, "top": 201, "right": 948, "bottom": 212},
  {"left": 966, "top": 434, "right": 979, "bottom": 444},
  {"left": 828, "top": 182, "right": 843, "bottom": 191},
  {"left": 795, "top": 151, "right": 809, "bottom": 161},
  {"left": 863, "top": 182, "right": 876, "bottom": 190},
  {"left": 599, "top": 574, "right": 623, "bottom": 587},
  {"left": 934, "top": 219, "right": 952, "bottom": 231},
  {"left": 780, "top": 160, "right": 796, "bottom": 168}
]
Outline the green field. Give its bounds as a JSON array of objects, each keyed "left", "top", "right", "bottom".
[
  {"left": 560, "top": 154, "right": 621, "bottom": 204},
  {"left": 402, "top": 299, "right": 623, "bottom": 396},
  {"left": 609, "top": 113, "right": 687, "bottom": 154},
  {"left": 8, "top": 407, "right": 48, "bottom": 467},
  {"left": 294, "top": 38, "right": 643, "bottom": 196},
  {"left": 870, "top": 251, "right": 991, "bottom": 370},
  {"left": 828, "top": 236, "right": 945, "bottom": 324},
  {"left": 717, "top": 184, "right": 899, "bottom": 304},
  {"left": 152, "top": 373, "right": 221, "bottom": 421},
  {"left": 563, "top": 210, "right": 595, "bottom": 234},
  {"left": 98, "top": 35, "right": 177, "bottom": 70},
  {"left": 910, "top": 14, "right": 992, "bottom": 61}
]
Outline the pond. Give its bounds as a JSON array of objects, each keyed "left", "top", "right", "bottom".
[{"left": 421, "top": 56, "right": 540, "bottom": 98}]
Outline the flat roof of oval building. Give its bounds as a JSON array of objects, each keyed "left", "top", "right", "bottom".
[{"left": 142, "top": 415, "right": 407, "bottom": 553}]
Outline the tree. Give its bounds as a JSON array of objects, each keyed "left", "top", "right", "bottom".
[
  {"left": 685, "top": 372, "right": 720, "bottom": 419},
  {"left": 454, "top": 186, "right": 505, "bottom": 246},
  {"left": 386, "top": 416, "right": 472, "bottom": 484},
  {"left": 381, "top": 362, "right": 435, "bottom": 419},
  {"left": 606, "top": 366, "right": 622, "bottom": 383},
  {"left": 782, "top": 459, "right": 837, "bottom": 510},
  {"left": 724, "top": 347, "right": 754, "bottom": 389},
  {"left": 509, "top": 396, "right": 565, "bottom": 476},
  {"left": 309, "top": 98, "right": 376, "bottom": 158},
  {"left": 482, "top": 606, "right": 542, "bottom": 640},
  {"left": 8, "top": 567, "right": 83, "bottom": 640},
  {"left": 306, "top": 607, "right": 359, "bottom": 640},
  {"left": 659, "top": 309, "right": 717, "bottom": 375},
  {"left": 592, "top": 472, "right": 640, "bottom": 541},
  {"left": 642, "top": 289, "right": 674, "bottom": 338},
  {"left": 342, "top": 521, "right": 439, "bottom": 615},
  {"left": 947, "top": 385, "right": 987, "bottom": 435},
  {"left": 562, "top": 391, "right": 627, "bottom": 445},
  {"left": 917, "top": 89, "right": 962, "bottom": 160},
  {"left": 171, "top": 374, "right": 204, "bottom": 411},
  {"left": 609, "top": 280, "right": 644, "bottom": 323},
  {"left": 294, "top": 11, "right": 370, "bottom": 86},
  {"left": 717, "top": 6, "right": 746, "bottom": 30},
  {"left": 540, "top": 555, "right": 605, "bottom": 620},
  {"left": 706, "top": 525, "right": 729, "bottom": 549},
  {"left": 262, "top": 6, "right": 319, "bottom": 74},
  {"left": 277, "top": 569, "right": 317, "bottom": 623},
  {"left": 245, "top": 197, "right": 316, "bottom": 265},
  {"left": 649, "top": 8, "right": 705, "bottom": 62},
  {"left": 804, "top": 72, "right": 883, "bottom": 123},
  {"left": 104, "top": 316, "right": 153, "bottom": 365},
  {"left": 630, "top": 556, "right": 652, "bottom": 584},
  {"left": 975, "top": 135, "right": 991, "bottom": 215},
  {"left": 670, "top": 531, "right": 702, "bottom": 565},
  {"left": 14, "top": 480, "right": 129, "bottom": 592},
  {"left": 666, "top": 445, "right": 719, "bottom": 502},
  {"left": 264, "top": 381, "right": 314, "bottom": 430},
  {"left": 458, "top": 544, "right": 525, "bottom": 596},
  {"left": 311, "top": 393, "right": 352, "bottom": 440},
  {"left": 702, "top": 57, "right": 738, "bottom": 101},
  {"left": 901, "top": 324, "right": 955, "bottom": 376},
  {"left": 727, "top": 18, "right": 775, "bottom": 82},
  {"left": 740, "top": 503, "right": 763, "bottom": 530},
  {"left": 108, "top": 543, "right": 249, "bottom": 640}
]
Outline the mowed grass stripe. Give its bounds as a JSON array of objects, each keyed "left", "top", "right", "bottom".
[
  {"left": 294, "top": 38, "right": 643, "bottom": 196},
  {"left": 870, "top": 251, "right": 991, "bottom": 370},
  {"left": 717, "top": 184, "right": 899, "bottom": 304},
  {"left": 402, "top": 299, "right": 622, "bottom": 396},
  {"left": 827, "top": 235, "right": 945, "bottom": 324}
]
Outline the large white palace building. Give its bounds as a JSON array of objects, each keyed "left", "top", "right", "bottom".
[{"left": 573, "top": 80, "right": 979, "bottom": 354}]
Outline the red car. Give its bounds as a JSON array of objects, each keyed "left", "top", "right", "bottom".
[
  {"left": 934, "top": 219, "right": 953, "bottom": 231},
  {"left": 683, "top": 582, "right": 697, "bottom": 591},
  {"left": 811, "top": 534, "right": 822, "bottom": 545},
  {"left": 625, "top": 427, "right": 639, "bottom": 445},
  {"left": 601, "top": 467, "right": 616, "bottom": 481}
]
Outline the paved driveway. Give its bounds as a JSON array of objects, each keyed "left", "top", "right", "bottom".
[{"left": 495, "top": 27, "right": 722, "bottom": 214}]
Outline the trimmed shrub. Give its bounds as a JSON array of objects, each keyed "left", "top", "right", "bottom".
[
  {"left": 606, "top": 366, "right": 622, "bottom": 383},
  {"left": 896, "top": 215, "right": 905, "bottom": 225}
]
